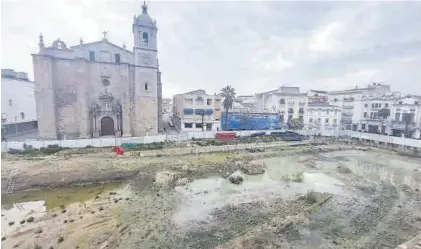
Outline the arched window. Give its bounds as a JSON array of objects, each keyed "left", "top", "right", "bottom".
[{"left": 142, "top": 32, "right": 148, "bottom": 45}]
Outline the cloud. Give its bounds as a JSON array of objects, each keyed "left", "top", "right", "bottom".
[{"left": 1, "top": 1, "right": 420, "bottom": 98}]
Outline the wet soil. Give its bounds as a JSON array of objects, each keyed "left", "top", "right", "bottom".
[{"left": 2, "top": 145, "right": 421, "bottom": 249}]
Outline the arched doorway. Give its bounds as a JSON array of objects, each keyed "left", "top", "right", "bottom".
[{"left": 101, "top": 116, "right": 115, "bottom": 136}]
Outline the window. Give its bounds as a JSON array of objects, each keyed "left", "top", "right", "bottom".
[
  {"left": 415, "top": 101, "right": 420, "bottom": 105},
  {"left": 333, "top": 119, "right": 337, "bottom": 124},
  {"left": 325, "top": 118, "right": 329, "bottom": 124},
  {"left": 89, "top": 51, "right": 95, "bottom": 61},
  {"left": 288, "top": 108, "right": 293, "bottom": 113},
  {"left": 206, "top": 99, "right": 212, "bottom": 105},
  {"left": 399, "top": 101, "right": 403, "bottom": 104},
  {"left": 385, "top": 103, "right": 389, "bottom": 108},
  {"left": 370, "top": 112, "right": 373, "bottom": 118},
  {"left": 299, "top": 108, "right": 304, "bottom": 113},
  {"left": 372, "top": 103, "right": 375, "bottom": 108},
  {"left": 1, "top": 113, "right": 7, "bottom": 123},
  {"left": 364, "top": 112, "right": 368, "bottom": 117},
  {"left": 364, "top": 103, "right": 368, "bottom": 107},
  {"left": 184, "top": 108, "right": 193, "bottom": 115},
  {"left": 288, "top": 115, "right": 292, "bottom": 121},
  {"left": 184, "top": 123, "right": 193, "bottom": 128},
  {"left": 299, "top": 116, "right": 303, "bottom": 121},
  {"left": 195, "top": 96, "right": 204, "bottom": 105},
  {"left": 115, "top": 54, "right": 121, "bottom": 64},
  {"left": 309, "top": 118, "right": 313, "bottom": 123},
  {"left": 20, "top": 112, "right": 25, "bottom": 120},
  {"left": 196, "top": 123, "right": 203, "bottom": 129},
  {"left": 142, "top": 32, "right": 148, "bottom": 45},
  {"left": 334, "top": 98, "right": 338, "bottom": 102},
  {"left": 185, "top": 98, "right": 193, "bottom": 105},
  {"left": 379, "top": 103, "right": 381, "bottom": 108},
  {"left": 8, "top": 99, "right": 12, "bottom": 107},
  {"left": 144, "top": 83, "right": 148, "bottom": 91},
  {"left": 279, "top": 99, "right": 285, "bottom": 104},
  {"left": 362, "top": 124, "right": 366, "bottom": 130},
  {"left": 206, "top": 123, "right": 212, "bottom": 131},
  {"left": 280, "top": 115, "right": 284, "bottom": 122},
  {"left": 326, "top": 110, "right": 329, "bottom": 115},
  {"left": 395, "top": 113, "right": 400, "bottom": 121}
]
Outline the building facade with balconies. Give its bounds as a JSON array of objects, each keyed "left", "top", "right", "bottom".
[
  {"left": 328, "top": 83, "right": 392, "bottom": 131},
  {"left": 172, "top": 89, "right": 221, "bottom": 132},
  {"left": 387, "top": 95, "right": 421, "bottom": 138},
  {"left": 254, "top": 86, "right": 307, "bottom": 124},
  {"left": 304, "top": 102, "right": 342, "bottom": 132}
]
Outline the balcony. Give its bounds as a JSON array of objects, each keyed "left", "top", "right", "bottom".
[{"left": 389, "top": 121, "right": 417, "bottom": 130}]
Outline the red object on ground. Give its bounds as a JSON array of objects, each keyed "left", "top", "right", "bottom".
[
  {"left": 216, "top": 132, "right": 236, "bottom": 141},
  {"left": 113, "top": 146, "right": 124, "bottom": 155}
]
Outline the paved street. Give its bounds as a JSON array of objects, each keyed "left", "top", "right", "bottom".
[{"left": 161, "top": 112, "right": 179, "bottom": 135}]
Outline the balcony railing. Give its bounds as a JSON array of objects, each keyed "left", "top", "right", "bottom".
[{"left": 343, "top": 97, "right": 355, "bottom": 102}]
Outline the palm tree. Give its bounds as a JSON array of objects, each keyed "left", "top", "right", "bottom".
[{"left": 221, "top": 85, "right": 236, "bottom": 130}]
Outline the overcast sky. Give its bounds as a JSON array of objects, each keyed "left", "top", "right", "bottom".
[{"left": 2, "top": 1, "right": 421, "bottom": 98}]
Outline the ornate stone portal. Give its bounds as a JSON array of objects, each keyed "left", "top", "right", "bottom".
[{"left": 90, "top": 92, "right": 122, "bottom": 137}]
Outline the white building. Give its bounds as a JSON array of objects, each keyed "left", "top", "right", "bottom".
[
  {"left": 162, "top": 98, "right": 173, "bottom": 115},
  {"left": 255, "top": 86, "right": 307, "bottom": 124},
  {"left": 1, "top": 69, "right": 38, "bottom": 138},
  {"left": 173, "top": 89, "right": 222, "bottom": 132},
  {"left": 305, "top": 102, "right": 342, "bottom": 132},
  {"left": 387, "top": 95, "right": 421, "bottom": 138},
  {"left": 327, "top": 83, "right": 392, "bottom": 131},
  {"left": 359, "top": 93, "right": 400, "bottom": 134}
]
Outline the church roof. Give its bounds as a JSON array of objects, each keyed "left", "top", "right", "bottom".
[{"left": 71, "top": 39, "right": 133, "bottom": 54}]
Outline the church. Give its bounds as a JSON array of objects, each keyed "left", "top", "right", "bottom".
[{"left": 32, "top": 2, "right": 162, "bottom": 139}]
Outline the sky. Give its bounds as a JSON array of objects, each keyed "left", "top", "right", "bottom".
[{"left": 1, "top": 0, "right": 421, "bottom": 98}]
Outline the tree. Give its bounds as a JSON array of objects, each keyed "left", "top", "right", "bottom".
[
  {"left": 221, "top": 85, "right": 236, "bottom": 130},
  {"left": 288, "top": 118, "right": 304, "bottom": 130},
  {"left": 378, "top": 108, "right": 390, "bottom": 134},
  {"left": 402, "top": 113, "right": 414, "bottom": 138}
]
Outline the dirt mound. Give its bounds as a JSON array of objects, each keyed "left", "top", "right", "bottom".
[
  {"left": 241, "top": 161, "right": 266, "bottom": 175},
  {"left": 154, "top": 171, "right": 182, "bottom": 186},
  {"left": 337, "top": 165, "right": 353, "bottom": 174}
]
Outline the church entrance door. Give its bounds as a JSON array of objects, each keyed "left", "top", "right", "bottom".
[{"left": 101, "top": 116, "right": 115, "bottom": 136}]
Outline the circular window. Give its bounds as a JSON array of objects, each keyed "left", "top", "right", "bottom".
[{"left": 102, "top": 78, "right": 110, "bottom": 86}]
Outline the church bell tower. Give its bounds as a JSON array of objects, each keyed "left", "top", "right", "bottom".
[{"left": 131, "top": 1, "right": 159, "bottom": 136}]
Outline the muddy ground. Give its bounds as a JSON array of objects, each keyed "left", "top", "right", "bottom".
[{"left": 2, "top": 144, "right": 421, "bottom": 249}]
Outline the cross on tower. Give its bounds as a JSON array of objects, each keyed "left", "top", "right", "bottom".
[{"left": 102, "top": 31, "right": 108, "bottom": 40}]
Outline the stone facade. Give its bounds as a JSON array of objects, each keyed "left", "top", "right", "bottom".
[{"left": 32, "top": 3, "right": 162, "bottom": 139}]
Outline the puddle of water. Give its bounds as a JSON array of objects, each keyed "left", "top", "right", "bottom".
[
  {"left": 1, "top": 200, "right": 46, "bottom": 236},
  {"left": 316, "top": 150, "right": 421, "bottom": 189},
  {"left": 1, "top": 182, "right": 122, "bottom": 211},
  {"left": 174, "top": 169, "right": 346, "bottom": 227}
]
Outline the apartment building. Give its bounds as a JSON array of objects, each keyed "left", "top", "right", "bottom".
[
  {"left": 1, "top": 69, "right": 38, "bottom": 139},
  {"left": 388, "top": 95, "right": 421, "bottom": 138},
  {"left": 255, "top": 86, "right": 307, "bottom": 124},
  {"left": 162, "top": 98, "right": 173, "bottom": 115},
  {"left": 359, "top": 93, "right": 399, "bottom": 133},
  {"left": 327, "top": 83, "right": 392, "bottom": 131},
  {"left": 304, "top": 102, "right": 342, "bottom": 132},
  {"left": 172, "top": 89, "right": 221, "bottom": 132}
]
